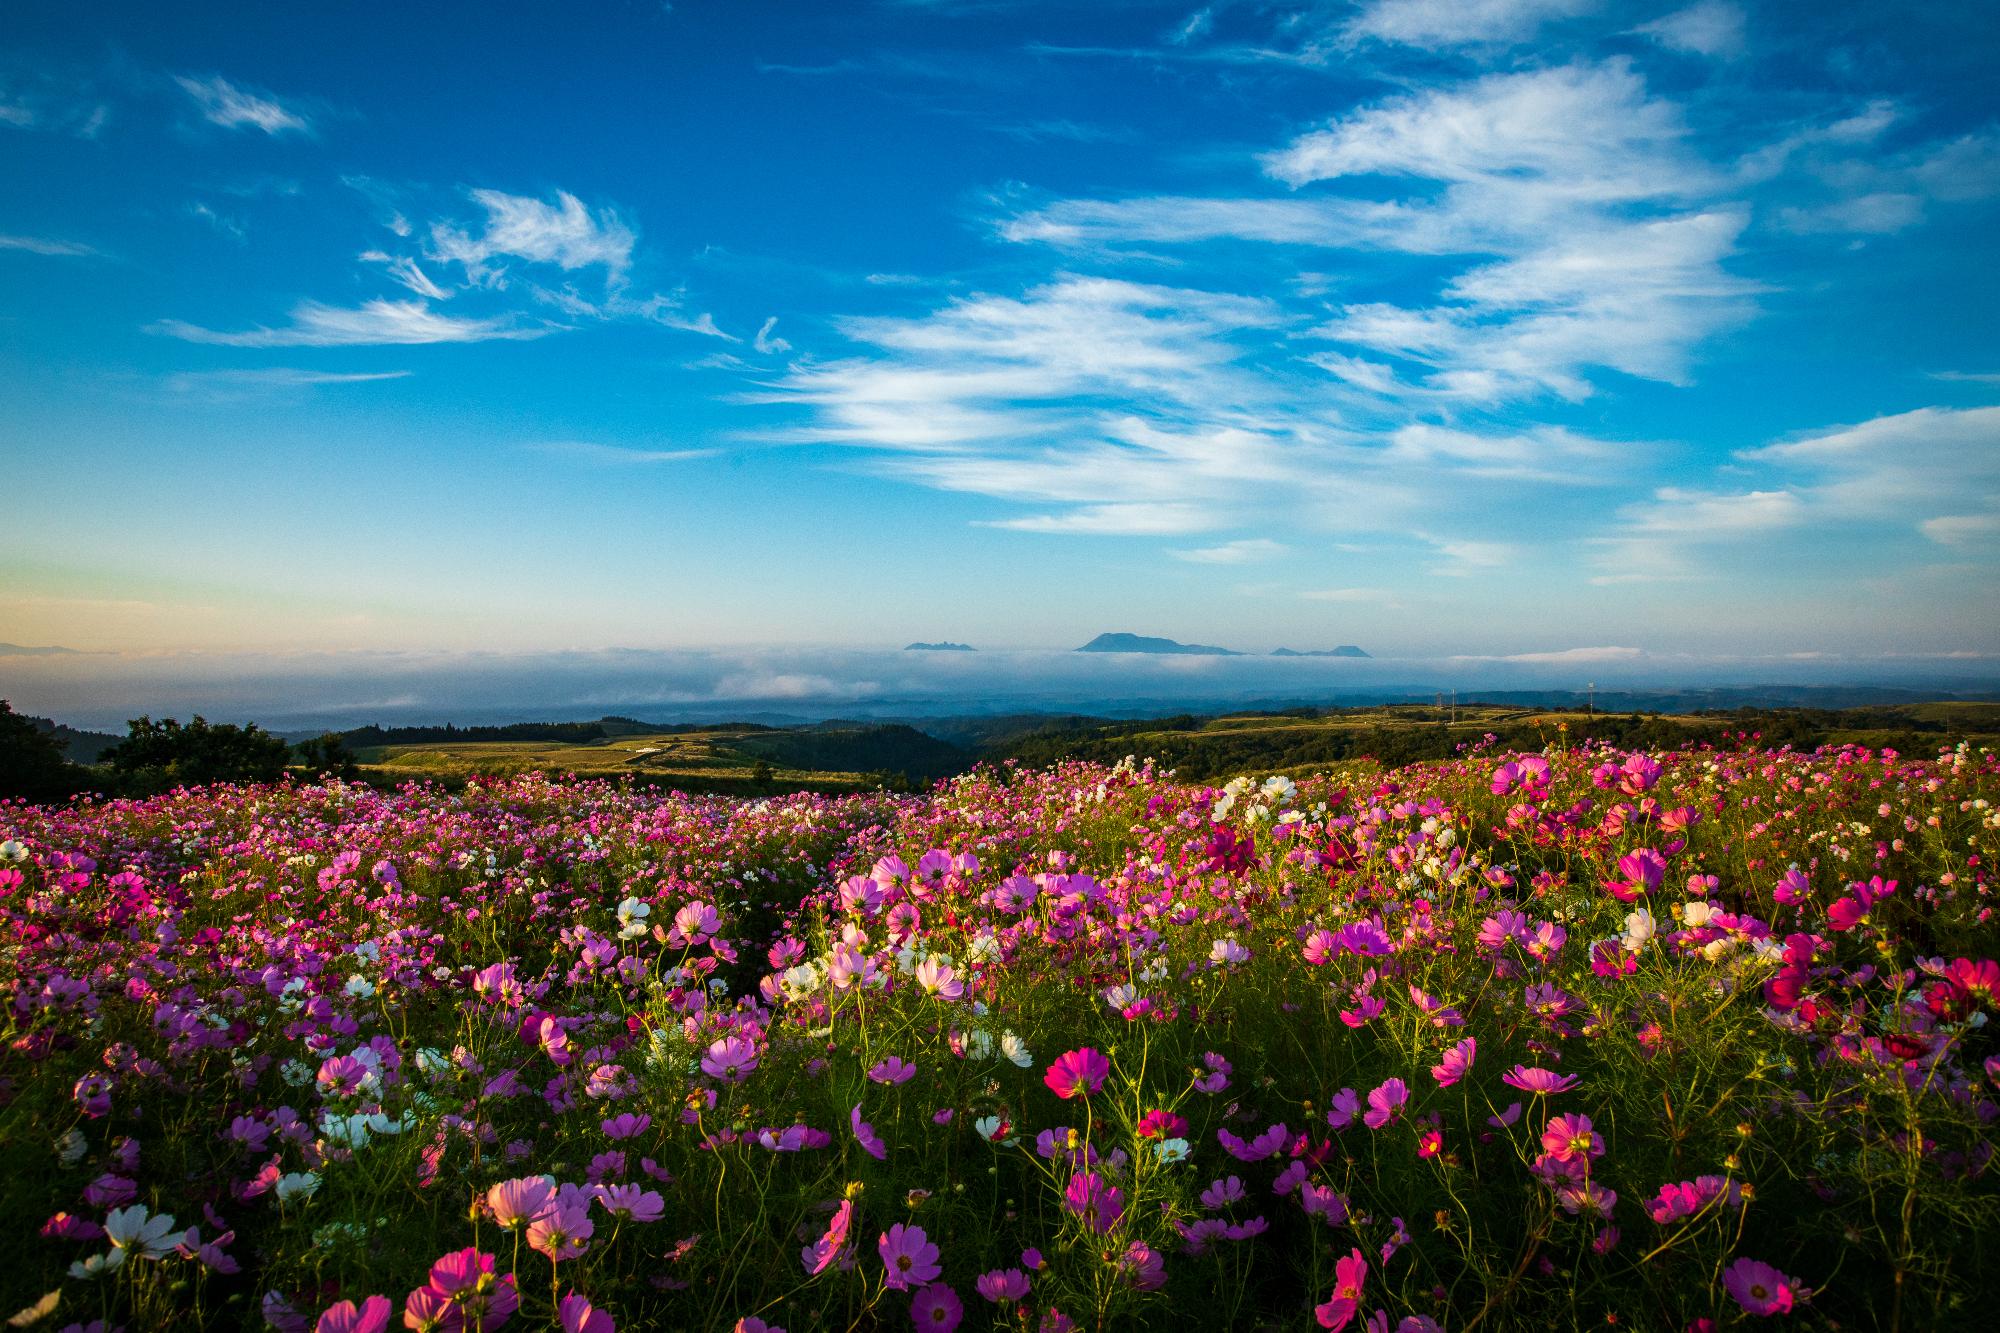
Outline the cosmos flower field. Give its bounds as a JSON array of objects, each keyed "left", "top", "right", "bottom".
[{"left": 4, "top": 741, "right": 1999, "bottom": 1332}]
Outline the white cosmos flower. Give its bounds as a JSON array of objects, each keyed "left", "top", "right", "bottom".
[
  {"left": 275, "top": 1171, "right": 321, "bottom": 1202},
  {"left": 1621, "top": 908, "right": 1656, "bottom": 953},
  {"left": 1683, "top": 901, "right": 1717, "bottom": 928},
  {"left": 999, "top": 1031, "right": 1032, "bottom": 1067},
  {"left": 69, "top": 1249, "right": 126, "bottom": 1279},
  {"left": 1154, "top": 1137, "right": 1192, "bottom": 1164},
  {"left": 104, "top": 1205, "right": 182, "bottom": 1259}
]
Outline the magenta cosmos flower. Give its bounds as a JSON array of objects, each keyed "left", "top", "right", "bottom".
[
  {"left": 315, "top": 1296, "right": 391, "bottom": 1333},
  {"left": 868, "top": 1056, "right": 918, "bottom": 1084},
  {"left": 558, "top": 1293, "right": 615, "bottom": 1333},
  {"left": 850, "top": 1105, "right": 888, "bottom": 1161},
  {"left": 975, "top": 1268, "right": 1031, "bottom": 1303},
  {"left": 909, "top": 1283, "right": 964, "bottom": 1331},
  {"left": 1431, "top": 1037, "right": 1476, "bottom": 1088},
  {"left": 1043, "top": 1048, "right": 1111, "bottom": 1099},
  {"left": 879, "top": 1223, "right": 941, "bottom": 1292},
  {"left": 1540, "top": 1113, "right": 1605, "bottom": 1163},
  {"left": 1362, "top": 1078, "right": 1409, "bottom": 1129},
  {"left": 1314, "top": 1247, "right": 1368, "bottom": 1330},
  {"left": 1722, "top": 1258, "right": 1799, "bottom": 1315}
]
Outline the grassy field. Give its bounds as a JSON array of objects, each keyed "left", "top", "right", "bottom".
[{"left": 350, "top": 727, "right": 884, "bottom": 793}]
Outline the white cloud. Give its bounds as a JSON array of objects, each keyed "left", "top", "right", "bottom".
[
  {"left": 527, "top": 441, "right": 716, "bottom": 465},
  {"left": 1745, "top": 405, "right": 2000, "bottom": 518},
  {"left": 1422, "top": 536, "right": 1516, "bottom": 576},
  {"left": 1344, "top": 0, "right": 1596, "bottom": 48},
  {"left": 429, "top": 190, "right": 636, "bottom": 281},
  {"left": 152, "top": 299, "right": 546, "bottom": 347},
  {"left": 1635, "top": 2, "right": 1746, "bottom": 60},
  {"left": 753, "top": 316, "right": 791, "bottom": 355},
  {"left": 175, "top": 75, "right": 309, "bottom": 135},
  {"left": 1380, "top": 423, "right": 1618, "bottom": 482},
  {"left": 164, "top": 368, "right": 411, "bottom": 390},
  {"left": 1172, "top": 538, "right": 1287, "bottom": 564},
  {"left": 362, "top": 251, "right": 451, "bottom": 300},
  {"left": 0, "top": 233, "right": 96, "bottom": 256},
  {"left": 1919, "top": 512, "right": 2000, "bottom": 548},
  {"left": 1775, "top": 192, "right": 1924, "bottom": 235}
]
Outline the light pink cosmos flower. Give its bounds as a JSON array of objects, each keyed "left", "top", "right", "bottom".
[
  {"left": 1431, "top": 1037, "right": 1476, "bottom": 1088},
  {"left": 976, "top": 1268, "right": 1031, "bottom": 1303},
  {"left": 910, "top": 1283, "right": 963, "bottom": 1331},
  {"left": 878, "top": 1223, "right": 941, "bottom": 1291},
  {"left": 593, "top": 1183, "right": 664, "bottom": 1222},
  {"left": 1362, "top": 1078, "right": 1408, "bottom": 1130},
  {"left": 914, "top": 957, "right": 963, "bottom": 1000},
  {"left": 1722, "top": 1257, "right": 1798, "bottom": 1315},
  {"left": 314, "top": 1296, "right": 391, "bottom": 1333},
  {"left": 868, "top": 1056, "right": 918, "bottom": 1084},
  {"left": 1043, "top": 1048, "right": 1110, "bottom": 1099},
  {"left": 1501, "top": 1065, "right": 1579, "bottom": 1095},
  {"left": 558, "top": 1292, "right": 614, "bottom": 1333},
  {"left": 528, "top": 1201, "right": 595, "bottom": 1262},
  {"left": 701, "top": 1034, "right": 759, "bottom": 1084},
  {"left": 486, "top": 1176, "right": 555, "bottom": 1230}
]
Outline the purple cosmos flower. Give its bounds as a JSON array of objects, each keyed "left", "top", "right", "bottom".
[{"left": 879, "top": 1223, "right": 941, "bottom": 1291}]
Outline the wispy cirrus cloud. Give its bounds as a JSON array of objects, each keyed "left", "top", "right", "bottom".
[
  {"left": 153, "top": 299, "right": 545, "bottom": 347},
  {"left": 1173, "top": 538, "right": 1287, "bottom": 564},
  {"left": 0, "top": 233, "right": 97, "bottom": 257},
  {"left": 1343, "top": 0, "right": 1598, "bottom": 49},
  {"left": 164, "top": 367, "right": 412, "bottom": 391},
  {"left": 175, "top": 74, "right": 310, "bottom": 135}
]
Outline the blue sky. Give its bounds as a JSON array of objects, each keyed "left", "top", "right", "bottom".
[{"left": 3, "top": 0, "right": 1997, "bottom": 667}]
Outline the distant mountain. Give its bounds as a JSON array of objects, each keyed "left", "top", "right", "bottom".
[
  {"left": 905, "top": 641, "right": 976, "bottom": 652},
  {"left": 1271, "top": 646, "right": 1372, "bottom": 658},
  {"left": 1077, "top": 632, "right": 1241, "bottom": 656},
  {"left": 21, "top": 714, "right": 122, "bottom": 764},
  {"left": 0, "top": 642, "right": 80, "bottom": 656}
]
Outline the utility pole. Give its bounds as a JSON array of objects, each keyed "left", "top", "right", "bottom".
[{"left": 1587, "top": 681, "right": 1596, "bottom": 715}]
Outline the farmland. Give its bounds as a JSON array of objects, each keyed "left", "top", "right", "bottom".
[{"left": 2, "top": 736, "right": 1998, "bottom": 1330}]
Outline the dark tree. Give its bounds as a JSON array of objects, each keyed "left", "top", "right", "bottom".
[
  {"left": 293, "top": 732, "right": 362, "bottom": 781},
  {"left": 0, "top": 699, "right": 89, "bottom": 804},
  {"left": 102, "top": 715, "right": 291, "bottom": 793}
]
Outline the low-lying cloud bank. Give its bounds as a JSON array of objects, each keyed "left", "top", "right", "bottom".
[{"left": 5, "top": 647, "right": 1997, "bottom": 733}]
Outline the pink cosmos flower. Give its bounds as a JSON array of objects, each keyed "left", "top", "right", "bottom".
[
  {"left": 398, "top": 1288, "right": 458, "bottom": 1333},
  {"left": 851, "top": 1105, "right": 888, "bottom": 1161},
  {"left": 1201, "top": 1176, "right": 1245, "bottom": 1208},
  {"left": 1303, "top": 928, "right": 1336, "bottom": 965},
  {"left": 1540, "top": 1113, "right": 1604, "bottom": 1163},
  {"left": 1722, "top": 1258, "right": 1798, "bottom": 1315},
  {"left": 701, "top": 1034, "right": 759, "bottom": 1084},
  {"left": 600, "top": 1113, "right": 651, "bottom": 1140},
  {"left": 593, "top": 1183, "right": 664, "bottom": 1222},
  {"left": 1431, "top": 1037, "right": 1476, "bottom": 1088},
  {"left": 1117, "top": 1241, "right": 1167, "bottom": 1291},
  {"left": 1502, "top": 1065, "right": 1579, "bottom": 1095},
  {"left": 733, "top": 1320, "right": 786, "bottom": 1333},
  {"left": 802, "top": 1200, "right": 854, "bottom": 1277},
  {"left": 910, "top": 1283, "right": 963, "bottom": 1331},
  {"left": 879, "top": 1223, "right": 941, "bottom": 1291},
  {"left": 1043, "top": 1048, "right": 1110, "bottom": 1099},
  {"left": 315, "top": 1296, "right": 391, "bottom": 1333},
  {"left": 869, "top": 1057, "right": 918, "bottom": 1084},
  {"left": 558, "top": 1293, "right": 614, "bottom": 1333},
  {"left": 316, "top": 1055, "right": 373, "bottom": 1099},
  {"left": 1193, "top": 1051, "right": 1231, "bottom": 1094},
  {"left": 1362, "top": 1078, "right": 1408, "bottom": 1130},
  {"left": 418, "top": 1248, "right": 518, "bottom": 1330},
  {"left": 976, "top": 1268, "right": 1031, "bottom": 1303},
  {"left": 1327, "top": 1087, "right": 1361, "bottom": 1131},
  {"left": 1314, "top": 1247, "right": 1368, "bottom": 1330}
]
